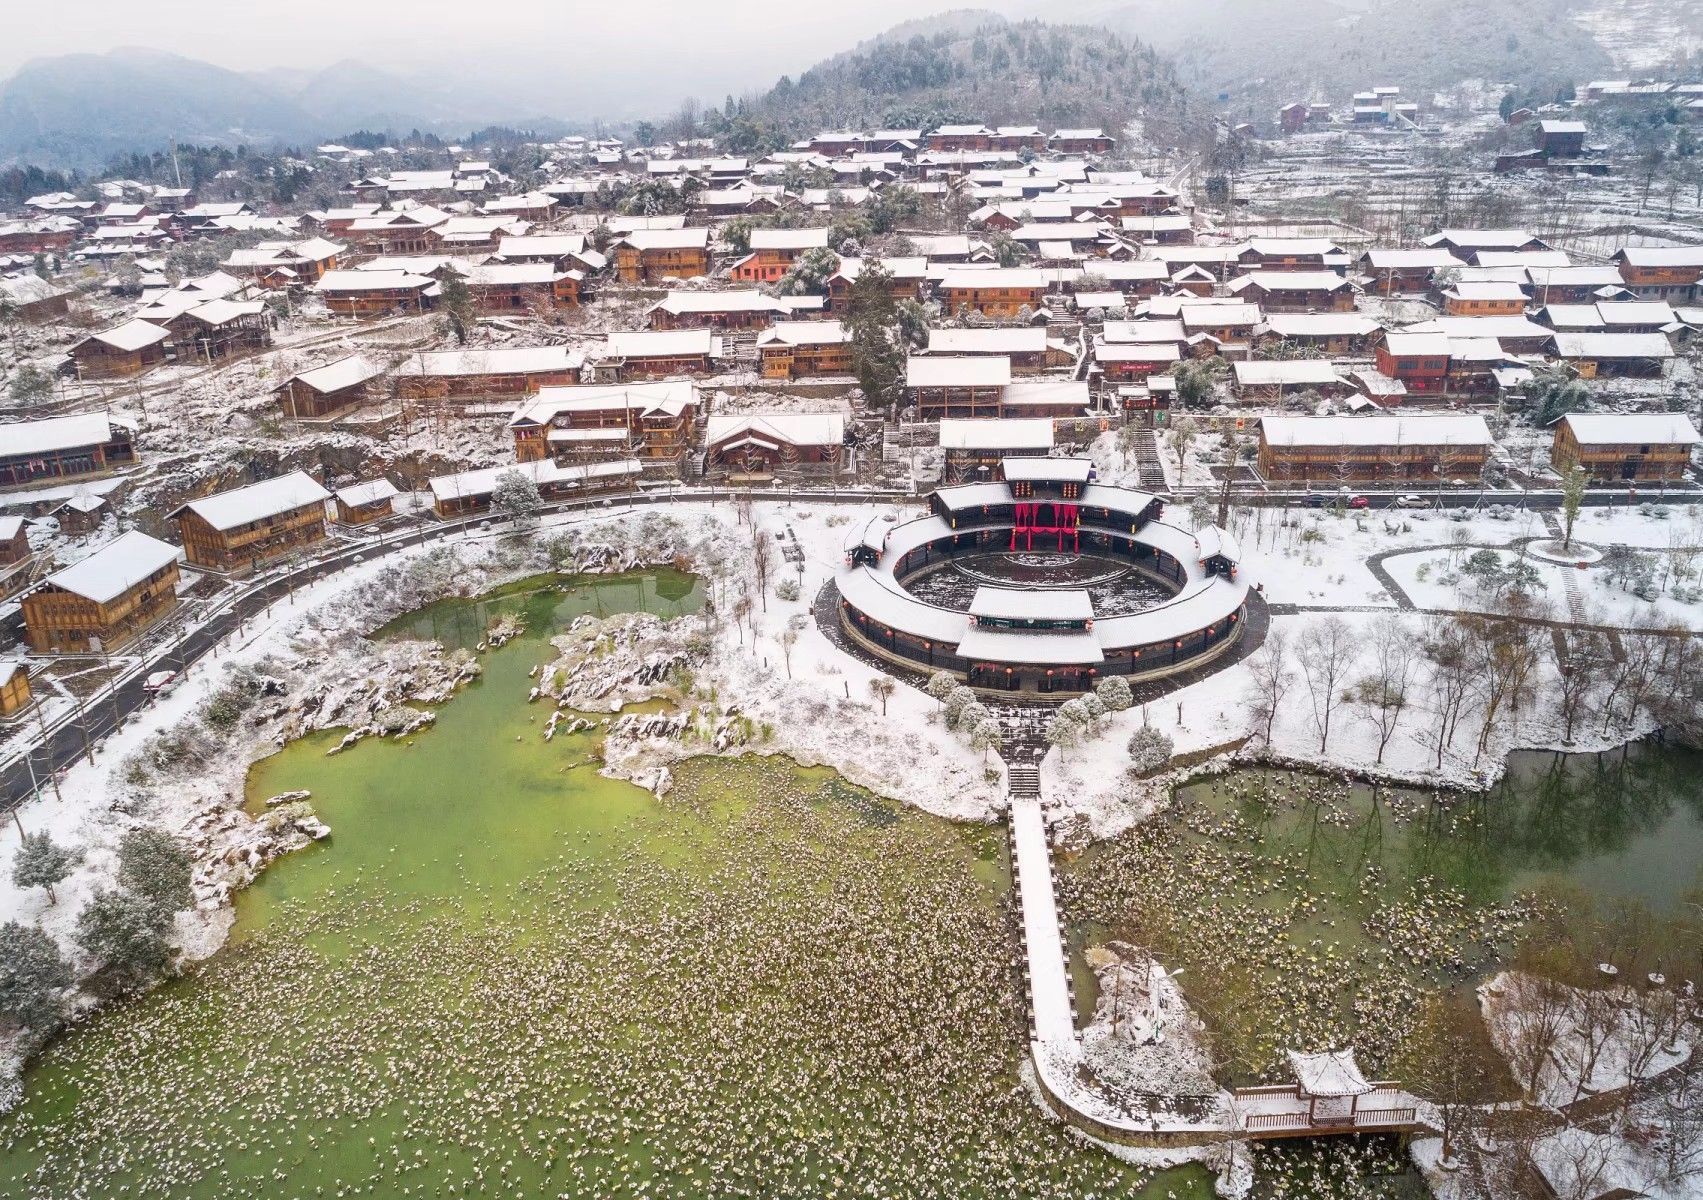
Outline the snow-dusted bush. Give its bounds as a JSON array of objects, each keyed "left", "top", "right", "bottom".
[
  {"left": 1095, "top": 676, "right": 1133, "bottom": 712},
  {"left": 1057, "top": 698, "right": 1092, "bottom": 728},
  {"left": 775, "top": 578, "right": 800, "bottom": 602},
  {"left": 943, "top": 686, "right": 979, "bottom": 729},
  {"left": 1127, "top": 724, "right": 1174, "bottom": 775}
]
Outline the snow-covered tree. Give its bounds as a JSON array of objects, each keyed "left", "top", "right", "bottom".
[
  {"left": 1045, "top": 712, "right": 1082, "bottom": 759},
  {"left": 117, "top": 828, "right": 193, "bottom": 917},
  {"left": 1081, "top": 693, "right": 1108, "bottom": 726},
  {"left": 0, "top": 921, "right": 71, "bottom": 1033},
  {"left": 925, "top": 671, "right": 957, "bottom": 707},
  {"left": 1095, "top": 676, "right": 1133, "bottom": 713},
  {"left": 491, "top": 470, "right": 544, "bottom": 523},
  {"left": 1057, "top": 698, "right": 1092, "bottom": 729},
  {"left": 867, "top": 676, "right": 896, "bottom": 715},
  {"left": 957, "top": 700, "right": 990, "bottom": 735},
  {"left": 970, "top": 717, "right": 1003, "bottom": 762},
  {"left": 12, "top": 831, "right": 75, "bottom": 905},
  {"left": 1127, "top": 723, "right": 1174, "bottom": 774},
  {"left": 75, "top": 888, "right": 173, "bottom": 985},
  {"left": 944, "top": 685, "right": 979, "bottom": 729}
]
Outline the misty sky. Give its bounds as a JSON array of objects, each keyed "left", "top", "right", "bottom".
[{"left": 2, "top": 1, "right": 1016, "bottom": 115}]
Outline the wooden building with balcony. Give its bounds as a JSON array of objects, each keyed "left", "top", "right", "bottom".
[
  {"left": 1373, "top": 331, "right": 1450, "bottom": 396},
  {"left": 453, "top": 262, "right": 582, "bottom": 312},
  {"left": 1611, "top": 247, "right": 1703, "bottom": 302},
  {"left": 68, "top": 319, "right": 172, "bottom": 378},
  {"left": 395, "top": 346, "right": 586, "bottom": 403},
  {"left": 757, "top": 322, "right": 852, "bottom": 378},
  {"left": 593, "top": 330, "right": 720, "bottom": 382},
  {"left": 0, "top": 413, "right": 138, "bottom": 491},
  {"left": 705, "top": 413, "right": 847, "bottom": 479},
  {"left": 1227, "top": 271, "right": 1355, "bottom": 312},
  {"left": 939, "top": 268, "right": 1047, "bottom": 320},
  {"left": 826, "top": 256, "right": 928, "bottom": 311},
  {"left": 170, "top": 471, "right": 331, "bottom": 574},
  {"left": 1552, "top": 413, "right": 1698, "bottom": 482},
  {"left": 1256, "top": 414, "right": 1491, "bottom": 483},
  {"left": 510, "top": 381, "right": 699, "bottom": 469},
  {"left": 316, "top": 269, "right": 438, "bottom": 317},
  {"left": 22, "top": 531, "right": 181, "bottom": 654},
  {"left": 613, "top": 229, "right": 711, "bottom": 283},
  {"left": 729, "top": 228, "right": 831, "bottom": 284},
  {"left": 906, "top": 355, "right": 1012, "bottom": 419},
  {"left": 648, "top": 290, "right": 792, "bottom": 330},
  {"left": 274, "top": 355, "right": 387, "bottom": 421}
]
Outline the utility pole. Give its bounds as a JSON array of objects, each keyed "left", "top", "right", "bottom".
[{"left": 171, "top": 136, "right": 183, "bottom": 189}]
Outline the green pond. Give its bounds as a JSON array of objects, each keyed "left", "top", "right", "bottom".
[{"left": 1, "top": 569, "right": 1213, "bottom": 1200}]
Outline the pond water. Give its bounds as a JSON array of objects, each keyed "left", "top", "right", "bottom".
[
  {"left": 1, "top": 569, "right": 1212, "bottom": 1200},
  {"left": 1062, "top": 742, "right": 1703, "bottom": 1084}
]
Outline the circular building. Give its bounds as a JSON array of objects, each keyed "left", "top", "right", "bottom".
[{"left": 835, "top": 458, "right": 1248, "bottom": 697}]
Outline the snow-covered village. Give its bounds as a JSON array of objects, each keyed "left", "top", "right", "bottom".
[{"left": 0, "top": 3, "right": 1701, "bottom": 1197}]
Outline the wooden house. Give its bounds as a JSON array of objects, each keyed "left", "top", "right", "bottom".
[
  {"left": 1537, "top": 120, "right": 1587, "bottom": 158},
  {"left": 1552, "top": 413, "right": 1698, "bottom": 482},
  {"left": 0, "top": 413, "right": 138, "bottom": 491},
  {"left": 1177, "top": 302, "right": 1263, "bottom": 348},
  {"left": 926, "top": 125, "right": 994, "bottom": 152},
  {"left": 428, "top": 458, "right": 640, "bottom": 519},
  {"left": 705, "top": 413, "right": 847, "bottom": 478},
  {"left": 1441, "top": 281, "right": 1529, "bottom": 316},
  {"left": 1526, "top": 266, "right": 1630, "bottom": 304},
  {"left": 48, "top": 493, "right": 109, "bottom": 538},
  {"left": 0, "top": 275, "right": 72, "bottom": 322},
  {"left": 1231, "top": 360, "right": 1347, "bottom": 402},
  {"left": 0, "top": 516, "right": 28, "bottom": 567},
  {"left": 989, "top": 126, "right": 1046, "bottom": 153},
  {"left": 68, "top": 319, "right": 171, "bottom": 378},
  {"left": 1256, "top": 414, "right": 1491, "bottom": 483},
  {"left": 452, "top": 262, "right": 582, "bottom": 312},
  {"left": 1235, "top": 238, "right": 1344, "bottom": 271},
  {"left": 1374, "top": 331, "right": 1451, "bottom": 396},
  {"left": 223, "top": 237, "right": 344, "bottom": 285},
  {"left": 826, "top": 256, "right": 927, "bottom": 311},
  {"left": 939, "top": 268, "right": 1047, "bottom": 320},
  {"left": 396, "top": 346, "right": 586, "bottom": 403},
  {"left": 0, "top": 661, "right": 30, "bottom": 717},
  {"left": 648, "top": 290, "right": 791, "bottom": 330},
  {"left": 1419, "top": 229, "right": 1550, "bottom": 262},
  {"left": 1049, "top": 128, "right": 1113, "bottom": 154},
  {"left": 1259, "top": 314, "right": 1380, "bottom": 356},
  {"left": 1549, "top": 332, "right": 1674, "bottom": 378},
  {"left": 1227, "top": 271, "right": 1355, "bottom": 312},
  {"left": 275, "top": 355, "right": 387, "bottom": 420},
  {"left": 316, "top": 269, "right": 438, "bottom": 317},
  {"left": 997, "top": 380, "right": 1090, "bottom": 419},
  {"left": 613, "top": 229, "right": 711, "bottom": 283},
  {"left": 926, "top": 327, "right": 1063, "bottom": 372},
  {"left": 22, "top": 530, "right": 181, "bottom": 653},
  {"left": 757, "top": 322, "right": 852, "bottom": 378},
  {"left": 492, "top": 234, "right": 607, "bottom": 275},
  {"left": 593, "top": 330, "right": 720, "bottom": 381},
  {"left": 332, "top": 479, "right": 399, "bottom": 526},
  {"left": 172, "top": 471, "right": 331, "bottom": 573},
  {"left": 729, "top": 229, "right": 831, "bottom": 284},
  {"left": 905, "top": 356, "right": 1012, "bottom": 419},
  {"left": 510, "top": 381, "right": 698, "bottom": 469},
  {"left": 1095, "top": 339, "right": 1182, "bottom": 384},
  {"left": 1358, "top": 249, "right": 1466, "bottom": 295},
  {"left": 1612, "top": 247, "right": 1703, "bottom": 302},
  {"left": 938, "top": 417, "right": 1054, "bottom": 482},
  {"left": 163, "top": 300, "right": 272, "bottom": 362}
]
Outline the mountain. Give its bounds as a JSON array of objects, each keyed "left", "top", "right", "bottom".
[
  {"left": 1036, "top": 0, "right": 1619, "bottom": 111},
  {"left": 739, "top": 16, "right": 1190, "bottom": 139},
  {"left": 0, "top": 48, "right": 321, "bottom": 170}
]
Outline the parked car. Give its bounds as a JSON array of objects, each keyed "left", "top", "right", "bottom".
[
  {"left": 1348, "top": 495, "right": 1370, "bottom": 509},
  {"left": 1394, "top": 495, "right": 1431, "bottom": 509},
  {"left": 1301, "top": 493, "right": 1328, "bottom": 508},
  {"left": 143, "top": 670, "right": 178, "bottom": 697}
]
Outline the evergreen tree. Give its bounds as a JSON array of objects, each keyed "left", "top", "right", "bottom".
[
  {"left": 75, "top": 889, "right": 173, "bottom": 986},
  {"left": 438, "top": 272, "right": 477, "bottom": 345},
  {"left": 116, "top": 828, "right": 193, "bottom": 917},
  {"left": 0, "top": 922, "right": 71, "bottom": 1033},
  {"left": 842, "top": 263, "right": 906, "bottom": 411},
  {"left": 13, "top": 832, "right": 75, "bottom": 905}
]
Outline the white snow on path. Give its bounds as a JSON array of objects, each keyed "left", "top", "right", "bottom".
[{"left": 1011, "top": 796, "right": 1076, "bottom": 1052}]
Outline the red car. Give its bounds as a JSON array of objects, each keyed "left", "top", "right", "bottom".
[{"left": 1348, "top": 495, "right": 1370, "bottom": 509}]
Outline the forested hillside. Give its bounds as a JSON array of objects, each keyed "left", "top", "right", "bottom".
[{"left": 717, "top": 17, "right": 1190, "bottom": 150}]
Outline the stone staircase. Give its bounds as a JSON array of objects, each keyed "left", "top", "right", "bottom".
[{"left": 1133, "top": 429, "right": 1170, "bottom": 491}]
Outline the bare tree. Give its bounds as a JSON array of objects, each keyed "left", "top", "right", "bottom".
[
  {"left": 1296, "top": 616, "right": 1357, "bottom": 753},
  {"left": 1395, "top": 992, "right": 1504, "bottom": 1165},
  {"left": 867, "top": 676, "right": 896, "bottom": 715},
  {"left": 1464, "top": 616, "right": 1543, "bottom": 764},
  {"left": 1422, "top": 615, "right": 1477, "bottom": 768},
  {"left": 1548, "top": 628, "right": 1608, "bottom": 746},
  {"left": 1244, "top": 625, "right": 1293, "bottom": 745},
  {"left": 751, "top": 531, "right": 774, "bottom": 612},
  {"left": 1355, "top": 614, "right": 1419, "bottom": 763}
]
